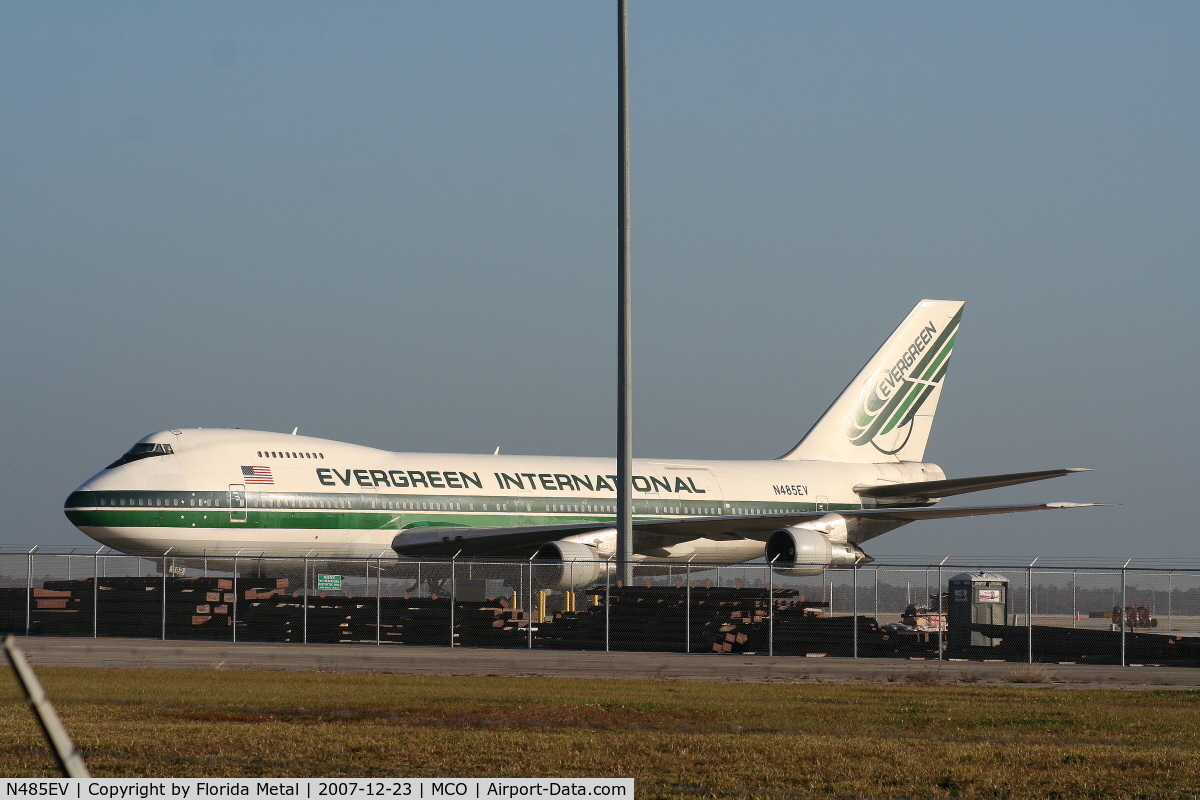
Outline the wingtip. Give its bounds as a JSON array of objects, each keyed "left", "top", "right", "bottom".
[
  {"left": 1045, "top": 502, "right": 1119, "bottom": 509},
  {"left": 1065, "top": 468, "right": 1094, "bottom": 473}
]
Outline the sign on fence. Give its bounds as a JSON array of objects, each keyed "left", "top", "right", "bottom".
[{"left": 316, "top": 574, "right": 342, "bottom": 591}]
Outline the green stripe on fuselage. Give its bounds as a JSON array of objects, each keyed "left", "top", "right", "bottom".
[{"left": 64, "top": 489, "right": 853, "bottom": 530}]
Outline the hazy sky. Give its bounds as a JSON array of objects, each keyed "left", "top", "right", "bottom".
[{"left": 2, "top": 1, "right": 1196, "bottom": 562}]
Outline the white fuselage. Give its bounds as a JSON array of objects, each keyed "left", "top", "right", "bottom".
[{"left": 65, "top": 428, "right": 943, "bottom": 561}]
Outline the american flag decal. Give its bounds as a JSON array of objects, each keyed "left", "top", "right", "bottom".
[{"left": 241, "top": 465, "right": 273, "bottom": 485}]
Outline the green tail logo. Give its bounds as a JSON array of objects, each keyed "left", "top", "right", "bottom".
[{"left": 847, "top": 308, "right": 962, "bottom": 454}]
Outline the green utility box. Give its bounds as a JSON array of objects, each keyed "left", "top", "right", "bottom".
[{"left": 947, "top": 571, "right": 1008, "bottom": 648}]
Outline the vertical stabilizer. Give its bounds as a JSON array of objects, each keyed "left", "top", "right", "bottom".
[{"left": 780, "top": 300, "right": 963, "bottom": 463}]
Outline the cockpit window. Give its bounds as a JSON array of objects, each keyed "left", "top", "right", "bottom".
[{"left": 105, "top": 442, "right": 175, "bottom": 469}]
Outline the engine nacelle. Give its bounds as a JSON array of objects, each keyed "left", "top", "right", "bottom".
[
  {"left": 766, "top": 525, "right": 869, "bottom": 576},
  {"left": 534, "top": 532, "right": 616, "bottom": 590}
]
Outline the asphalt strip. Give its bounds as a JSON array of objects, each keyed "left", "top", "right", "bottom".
[{"left": 10, "top": 636, "right": 1200, "bottom": 690}]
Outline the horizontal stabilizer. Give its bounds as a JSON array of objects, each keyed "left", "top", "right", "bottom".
[{"left": 853, "top": 468, "right": 1092, "bottom": 501}]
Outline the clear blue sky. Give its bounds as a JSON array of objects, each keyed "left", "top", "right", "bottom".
[{"left": 1, "top": 1, "right": 1196, "bottom": 560}]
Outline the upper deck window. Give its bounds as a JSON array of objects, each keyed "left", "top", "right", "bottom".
[{"left": 105, "top": 442, "right": 175, "bottom": 469}]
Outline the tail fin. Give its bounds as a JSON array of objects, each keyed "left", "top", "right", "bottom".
[{"left": 780, "top": 299, "right": 964, "bottom": 463}]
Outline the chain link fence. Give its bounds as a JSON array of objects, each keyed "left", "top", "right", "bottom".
[{"left": 2, "top": 550, "right": 1198, "bottom": 666}]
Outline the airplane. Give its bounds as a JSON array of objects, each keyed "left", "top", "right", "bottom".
[{"left": 63, "top": 299, "right": 1102, "bottom": 586}]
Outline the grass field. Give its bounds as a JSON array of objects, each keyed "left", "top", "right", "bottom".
[{"left": 2, "top": 667, "right": 1199, "bottom": 799}]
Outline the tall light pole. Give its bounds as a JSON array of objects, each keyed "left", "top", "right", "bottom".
[{"left": 616, "top": 0, "right": 634, "bottom": 586}]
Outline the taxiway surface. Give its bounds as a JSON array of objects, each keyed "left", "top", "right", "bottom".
[{"left": 13, "top": 637, "right": 1200, "bottom": 689}]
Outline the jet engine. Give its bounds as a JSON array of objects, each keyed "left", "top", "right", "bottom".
[
  {"left": 533, "top": 531, "right": 616, "bottom": 590},
  {"left": 766, "top": 525, "right": 870, "bottom": 576}
]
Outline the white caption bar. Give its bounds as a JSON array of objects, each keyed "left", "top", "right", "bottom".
[{"left": 1, "top": 781, "right": 633, "bottom": 800}]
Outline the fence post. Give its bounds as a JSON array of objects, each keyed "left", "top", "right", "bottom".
[
  {"left": 93, "top": 549, "right": 100, "bottom": 639},
  {"left": 1026, "top": 557, "right": 1037, "bottom": 664},
  {"left": 25, "top": 547, "right": 35, "bottom": 637},
  {"left": 768, "top": 557, "right": 777, "bottom": 657},
  {"left": 161, "top": 554, "right": 168, "bottom": 641},
  {"left": 825, "top": 570, "right": 831, "bottom": 617},
  {"left": 1121, "top": 558, "right": 1130, "bottom": 667},
  {"left": 925, "top": 566, "right": 930, "bottom": 612},
  {"left": 685, "top": 556, "right": 694, "bottom": 654},
  {"left": 303, "top": 556, "right": 309, "bottom": 645},
  {"left": 527, "top": 555, "right": 535, "bottom": 650},
  {"left": 937, "top": 556, "right": 946, "bottom": 661},
  {"left": 852, "top": 559, "right": 859, "bottom": 659},
  {"left": 1168, "top": 571, "right": 1173, "bottom": 631},
  {"left": 1072, "top": 570, "right": 1077, "bottom": 629},
  {"left": 375, "top": 555, "right": 382, "bottom": 646},
  {"left": 874, "top": 567, "right": 879, "bottom": 623},
  {"left": 232, "top": 553, "right": 239, "bottom": 643},
  {"left": 605, "top": 556, "right": 612, "bottom": 653},
  {"left": 450, "top": 554, "right": 457, "bottom": 648}
]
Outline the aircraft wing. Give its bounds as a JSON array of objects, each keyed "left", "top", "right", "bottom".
[
  {"left": 390, "top": 502, "right": 1107, "bottom": 558},
  {"left": 853, "top": 468, "right": 1091, "bottom": 501}
]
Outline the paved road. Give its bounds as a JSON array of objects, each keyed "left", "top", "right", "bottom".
[{"left": 12, "top": 636, "right": 1200, "bottom": 688}]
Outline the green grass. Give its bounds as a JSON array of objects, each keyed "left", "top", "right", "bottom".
[{"left": 2, "top": 668, "right": 1200, "bottom": 798}]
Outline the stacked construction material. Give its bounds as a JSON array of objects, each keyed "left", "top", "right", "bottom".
[
  {"left": 969, "top": 623, "right": 1200, "bottom": 666},
  {"left": 454, "top": 596, "right": 531, "bottom": 648},
  {"left": 3, "top": 577, "right": 287, "bottom": 639},
  {"left": 532, "top": 586, "right": 839, "bottom": 653},
  {"left": 237, "top": 592, "right": 531, "bottom": 646},
  {"left": 756, "top": 611, "right": 892, "bottom": 656},
  {"left": 0, "top": 588, "right": 26, "bottom": 632}
]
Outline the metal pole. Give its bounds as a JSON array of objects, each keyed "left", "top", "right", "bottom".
[
  {"left": 25, "top": 547, "right": 35, "bottom": 637},
  {"left": 1072, "top": 570, "right": 1077, "bottom": 629},
  {"left": 92, "top": 550, "right": 99, "bottom": 639},
  {"left": 605, "top": 555, "right": 612, "bottom": 652},
  {"left": 937, "top": 556, "right": 946, "bottom": 662},
  {"left": 1121, "top": 558, "right": 1130, "bottom": 667},
  {"left": 528, "top": 556, "right": 534, "bottom": 650},
  {"left": 1026, "top": 558, "right": 1038, "bottom": 664},
  {"left": 303, "top": 556, "right": 309, "bottom": 645},
  {"left": 615, "top": 0, "right": 634, "bottom": 588},
  {"left": 450, "top": 555, "right": 457, "bottom": 648},
  {"left": 376, "top": 556, "right": 382, "bottom": 646},
  {"left": 161, "top": 555, "right": 167, "bottom": 641},
  {"left": 685, "top": 556, "right": 694, "bottom": 654},
  {"left": 1168, "top": 570, "right": 1173, "bottom": 631},
  {"left": 874, "top": 567, "right": 879, "bottom": 622},
  {"left": 768, "top": 557, "right": 777, "bottom": 657},
  {"left": 853, "top": 560, "right": 859, "bottom": 659},
  {"left": 231, "top": 553, "right": 238, "bottom": 643},
  {"left": 4, "top": 636, "right": 90, "bottom": 777}
]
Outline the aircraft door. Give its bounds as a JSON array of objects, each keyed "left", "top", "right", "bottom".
[{"left": 229, "top": 484, "right": 247, "bottom": 523}]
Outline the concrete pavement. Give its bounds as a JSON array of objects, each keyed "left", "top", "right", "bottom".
[{"left": 11, "top": 636, "right": 1200, "bottom": 689}]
